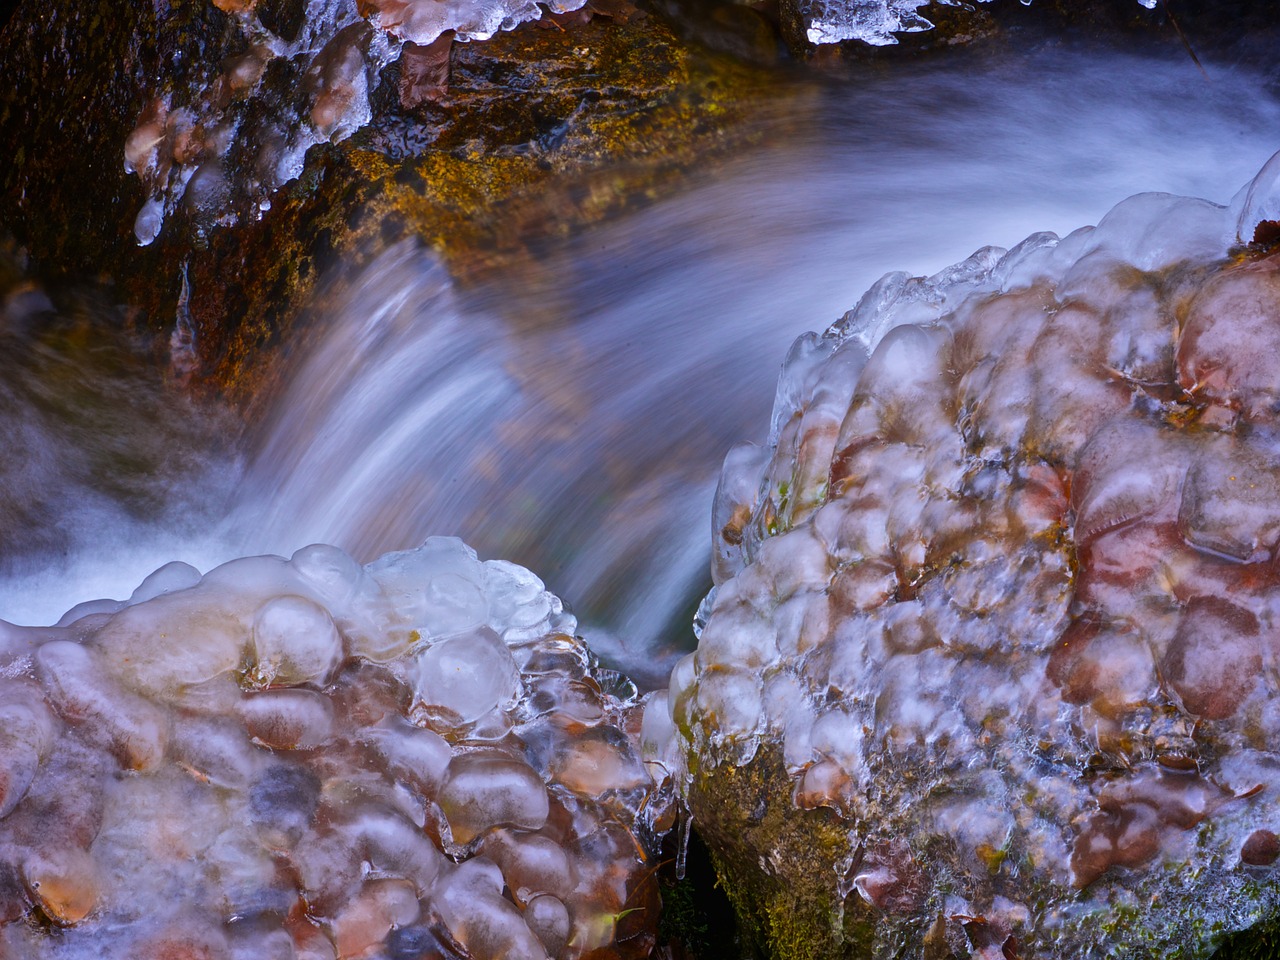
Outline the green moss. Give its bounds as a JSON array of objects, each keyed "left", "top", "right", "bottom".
[
  {"left": 687, "top": 743, "right": 876, "bottom": 960},
  {"left": 1214, "top": 919, "right": 1280, "bottom": 960},
  {"left": 658, "top": 872, "right": 713, "bottom": 955}
]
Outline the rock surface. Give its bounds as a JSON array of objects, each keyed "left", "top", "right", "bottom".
[
  {"left": 0, "top": 537, "right": 662, "bottom": 959},
  {"left": 645, "top": 152, "right": 1280, "bottom": 959},
  {"left": 0, "top": 0, "right": 778, "bottom": 408}
]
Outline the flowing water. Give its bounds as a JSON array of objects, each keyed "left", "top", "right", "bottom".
[{"left": 3, "top": 43, "right": 1280, "bottom": 687}]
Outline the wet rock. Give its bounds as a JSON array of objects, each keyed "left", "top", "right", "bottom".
[
  {"left": 0, "top": 0, "right": 776, "bottom": 475},
  {"left": 1, "top": 0, "right": 779, "bottom": 416},
  {"left": 0, "top": 537, "right": 661, "bottom": 959},
  {"left": 646, "top": 153, "right": 1280, "bottom": 959}
]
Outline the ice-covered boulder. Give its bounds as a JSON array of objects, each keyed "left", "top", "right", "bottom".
[
  {"left": 0, "top": 537, "right": 661, "bottom": 960},
  {"left": 646, "top": 153, "right": 1280, "bottom": 959}
]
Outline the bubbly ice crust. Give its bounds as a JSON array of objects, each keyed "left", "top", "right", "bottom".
[
  {"left": 0, "top": 538, "right": 660, "bottom": 960},
  {"left": 649, "top": 151, "right": 1280, "bottom": 956}
]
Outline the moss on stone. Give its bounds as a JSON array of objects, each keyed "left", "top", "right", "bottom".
[
  {"left": 686, "top": 743, "right": 878, "bottom": 960},
  {"left": 1213, "top": 918, "right": 1280, "bottom": 960}
]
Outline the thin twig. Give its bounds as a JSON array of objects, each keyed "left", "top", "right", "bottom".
[{"left": 1158, "top": 0, "right": 1210, "bottom": 82}]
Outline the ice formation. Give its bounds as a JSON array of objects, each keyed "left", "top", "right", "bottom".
[
  {"left": 800, "top": 0, "right": 1161, "bottom": 46},
  {"left": 122, "top": 0, "right": 591, "bottom": 244},
  {"left": 648, "top": 150, "right": 1280, "bottom": 956},
  {"left": 800, "top": 0, "right": 940, "bottom": 46},
  {"left": 0, "top": 538, "right": 661, "bottom": 959}
]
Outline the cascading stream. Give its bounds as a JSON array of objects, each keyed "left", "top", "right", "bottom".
[{"left": 4, "top": 45, "right": 1280, "bottom": 690}]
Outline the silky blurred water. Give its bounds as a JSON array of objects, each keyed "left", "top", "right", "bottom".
[{"left": 4, "top": 44, "right": 1279, "bottom": 686}]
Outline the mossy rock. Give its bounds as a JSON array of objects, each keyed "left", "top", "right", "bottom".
[
  {"left": 688, "top": 740, "right": 1280, "bottom": 960},
  {"left": 686, "top": 743, "right": 879, "bottom": 960},
  {"left": 0, "top": 0, "right": 788, "bottom": 408}
]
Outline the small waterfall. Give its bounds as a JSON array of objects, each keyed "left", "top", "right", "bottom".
[
  {"left": 4, "top": 46, "right": 1280, "bottom": 687},
  {"left": 227, "top": 48, "right": 1280, "bottom": 684}
]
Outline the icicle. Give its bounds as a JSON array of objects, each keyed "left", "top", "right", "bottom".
[
  {"left": 170, "top": 260, "right": 198, "bottom": 382},
  {"left": 676, "top": 810, "right": 693, "bottom": 881}
]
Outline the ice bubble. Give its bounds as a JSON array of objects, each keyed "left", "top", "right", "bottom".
[
  {"left": 668, "top": 652, "right": 698, "bottom": 734},
  {"left": 54, "top": 598, "right": 122, "bottom": 627},
  {"left": 412, "top": 626, "right": 520, "bottom": 726},
  {"left": 1179, "top": 435, "right": 1280, "bottom": 563},
  {"left": 369, "top": 537, "right": 490, "bottom": 640},
  {"left": 128, "top": 561, "right": 202, "bottom": 606},
  {"left": 524, "top": 674, "right": 605, "bottom": 724},
  {"left": 228, "top": 923, "right": 295, "bottom": 960},
  {"left": 292, "top": 825, "right": 365, "bottom": 915},
  {"left": 991, "top": 232, "right": 1061, "bottom": 291},
  {"left": 21, "top": 846, "right": 100, "bottom": 926},
  {"left": 638, "top": 690, "right": 681, "bottom": 780},
  {"left": 1242, "top": 830, "right": 1280, "bottom": 867},
  {"left": 1161, "top": 597, "right": 1262, "bottom": 721},
  {"left": 331, "top": 878, "right": 420, "bottom": 958},
  {"left": 356, "top": 806, "right": 445, "bottom": 892},
  {"left": 484, "top": 560, "right": 552, "bottom": 632},
  {"left": 123, "top": 103, "right": 167, "bottom": 176},
  {"left": 205, "top": 829, "right": 282, "bottom": 917},
  {"left": 169, "top": 715, "right": 261, "bottom": 788},
  {"left": 695, "top": 600, "right": 779, "bottom": 671},
  {"left": 133, "top": 919, "right": 233, "bottom": 960},
  {"left": 237, "top": 688, "right": 336, "bottom": 750},
  {"left": 94, "top": 593, "right": 248, "bottom": 700},
  {"left": 1047, "top": 619, "right": 1158, "bottom": 720},
  {"left": 1177, "top": 257, "right": 1280, "bottom": 420},
  {"left": 526, "top": 894, "right": 571, "bottom": 956},
  {"left": 1231, "top": 148, "right": 1280, "bottom": 244},
  {"left": 293, "top": 925, "right": 339, "bottom": 960},
  {"left": 248, "top": 595, "right": 343, "bottom": 688},
  {"left": 1072, "top": 418, "right": 1186, "bottom": 545},
  {"left": 290, "top": 543, "right": 365, "bottom": 608},
  {"left": 434, "top": 859, "right": 550, "bottom": 960},
  {"left": 550, "top": 727, "right": 649, "bottom": 800},
  {"left": 1087, "top": 193, "right": 1231, "bottom": 272},
  {"left": 36, "top": 640, "right": 169, "bottom": 771},
  {"left": 361, "top": 719, "right": 452, "bottom": 793},
  {"left": 362, "top": 0, "right": 549, "bottom": 45},
  {"left": 809, "top": 708, "right": 863, "bottom": 771},
  {"left": 0, "top": 694, "right": 55, "bottom": 818},
  {"left": 712, "top": 441, "right": 769, "bottom": 584},
  {"left": 438, "top": 753, "right": 550, "bottom": 847},
  {"left": 693, "top": 668, "right": 764, "bottom": 757},
  {"left": 133, "top": 196, "right": 165, "bottom": 247},
  {"left": 479, "top": 829, "right": 575, "bottom": 905},
  {"left": 248, "top": 764, "right": 321, "bottom": 850}
]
